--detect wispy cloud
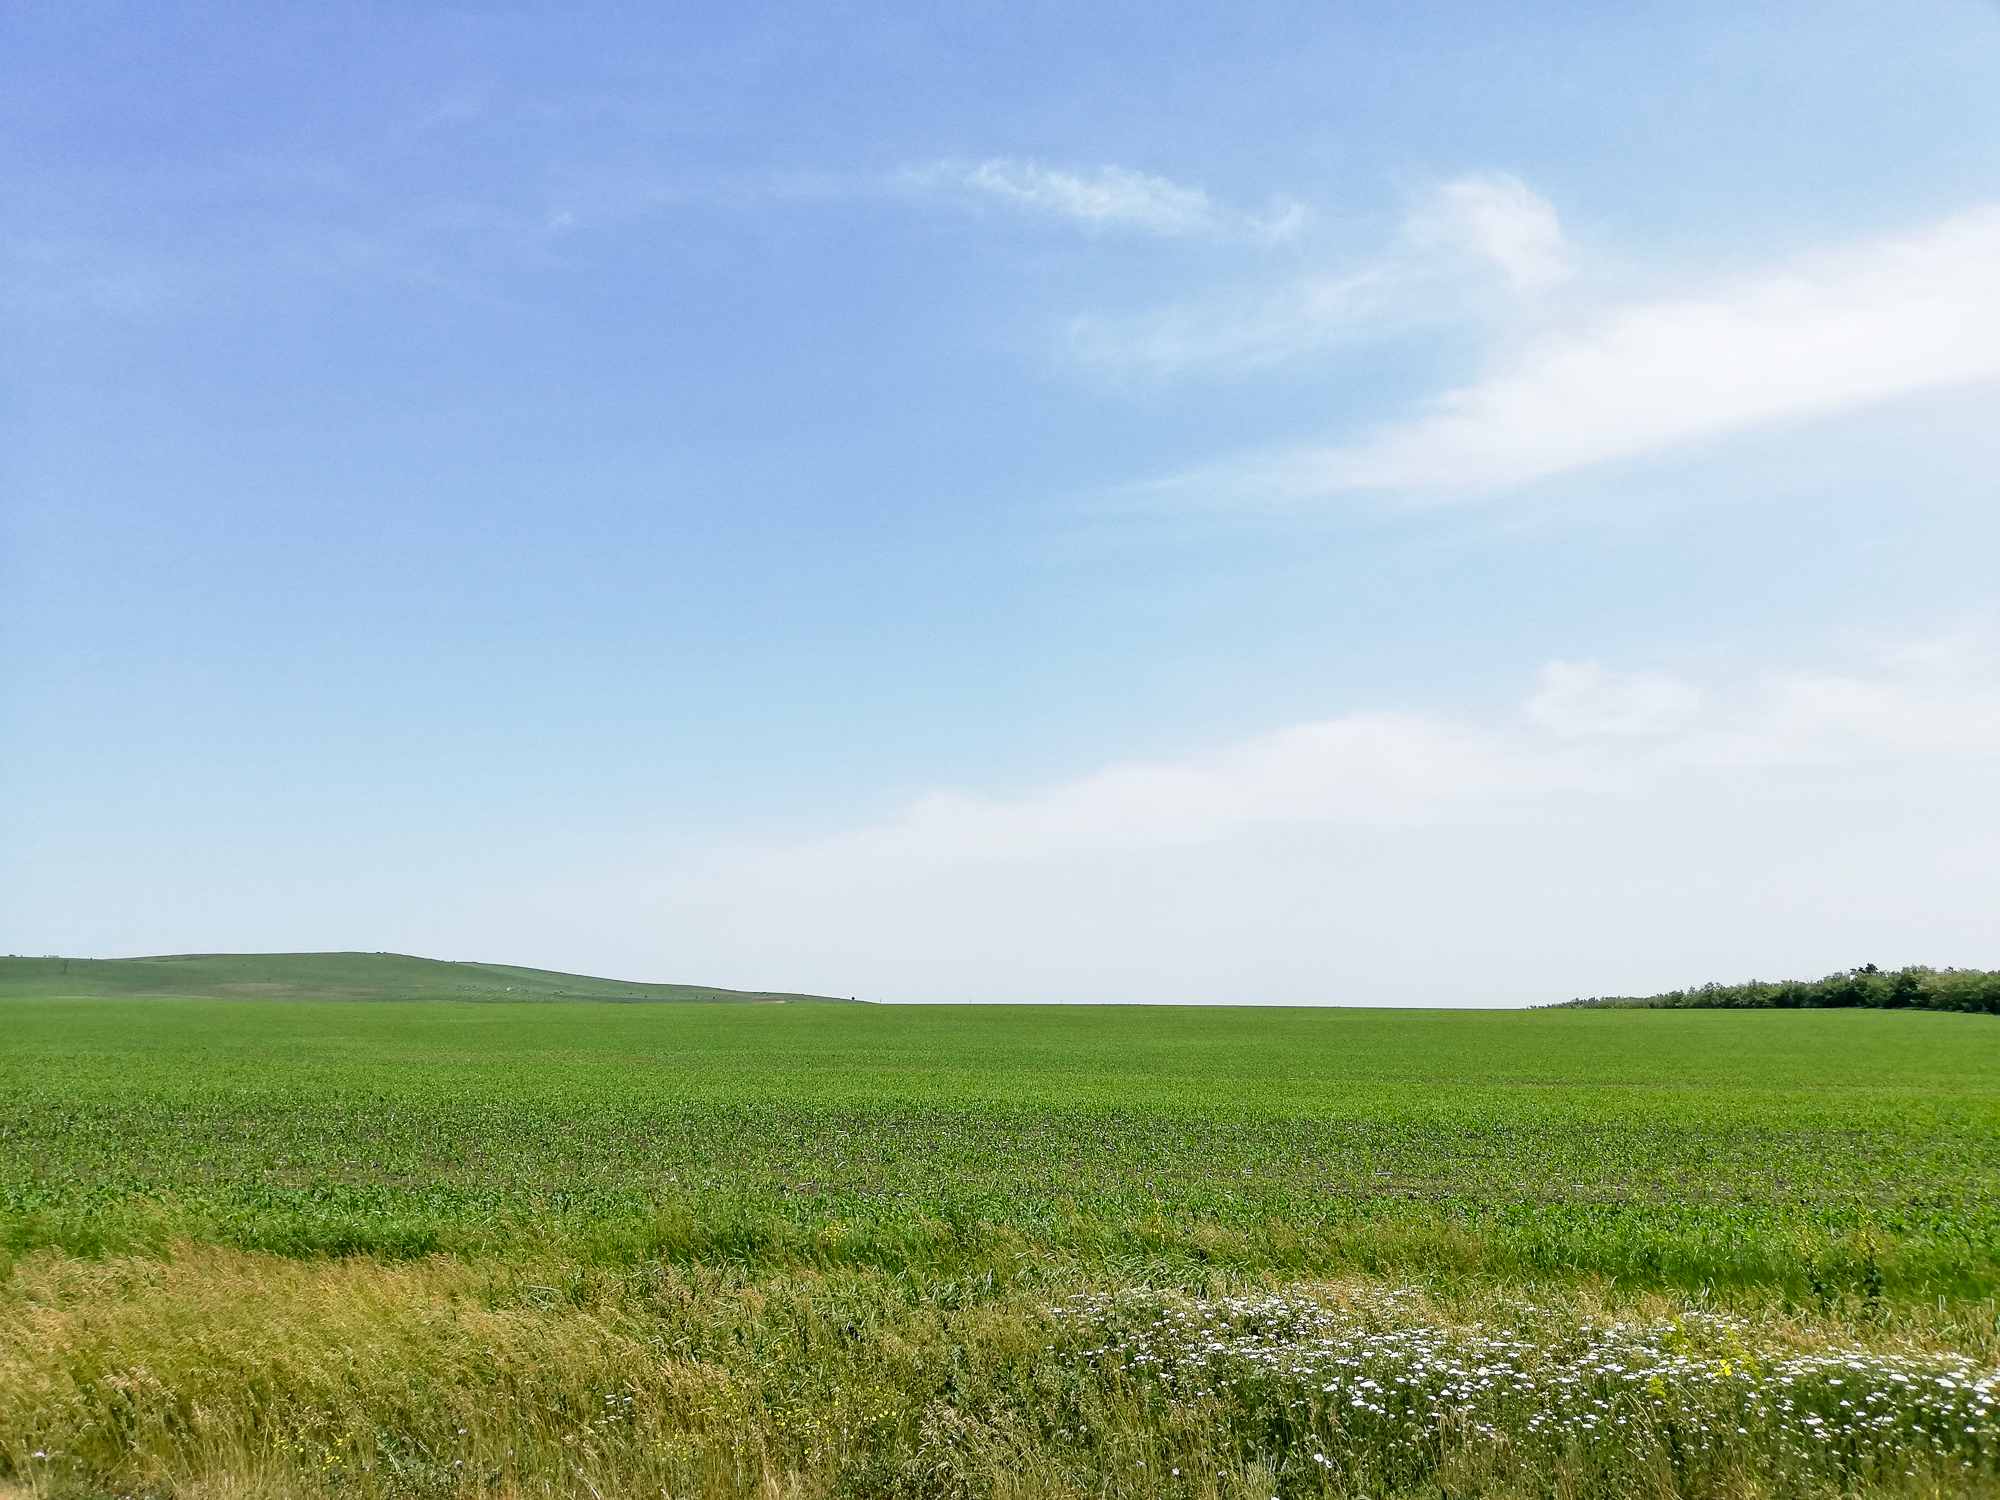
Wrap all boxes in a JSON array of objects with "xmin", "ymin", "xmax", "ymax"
[
  {"xmin": 1176, "ymin": 202, "xmax": 2000, "ymax": 498},
  {"xmin": 958, "ymin": 160, "xmax": 1213, "ymax": 234},
  {"xmin": 771, "ymin": 713, "xmax": 1545, "ymax": 871},
  {"xmin": 761, "ymin": 643, "xmax": 2000, "ymax": 873},
  {"xmin": 1407, "ymin": 174, "xmax": 1571, "ymax": 297},
  {"xmin": 1066, "ymin": 174, "xmax": 1566, "ymax": 376},
  {"xmin": 910, "ymin": 158, "xmax": 1303, "ymax": 239},
  {"xmin": 1065, "ymin": 271, "xmax": 1389, "ymax": 375}
]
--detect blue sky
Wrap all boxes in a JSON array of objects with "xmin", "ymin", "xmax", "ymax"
[{"xmin": 6, "ymin": 0, "xmax": 2000, "ymax": 1003}]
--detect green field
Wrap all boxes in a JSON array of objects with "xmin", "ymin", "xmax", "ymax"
[{"xmin": 4, "ymin": 992, "xmax": 1998, "ymax": 1499}]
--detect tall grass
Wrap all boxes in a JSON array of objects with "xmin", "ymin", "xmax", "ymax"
[{"xmin": 4, "ymin": 1243, "xmax": 1997, "ymax": 1500}]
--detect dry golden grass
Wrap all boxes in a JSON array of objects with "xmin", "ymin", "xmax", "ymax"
[{"xmin": 3, "ymin": 1244, "xmax": 1995, "ymax": 1499}]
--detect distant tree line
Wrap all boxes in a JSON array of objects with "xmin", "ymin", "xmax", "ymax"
[{"xmin": 1557, "ymin": 964, "xmax": 2000, "ymax": 1014}]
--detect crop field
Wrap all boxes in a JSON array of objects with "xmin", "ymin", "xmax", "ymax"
[{"xmin": 4, "ymin": 997, "xmax": 1999, "ymax": 1499}]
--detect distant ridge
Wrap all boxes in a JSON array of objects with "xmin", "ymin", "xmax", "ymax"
[{"xmin": 0, "ymin": 951, "xmax": 860, "ymax": 1004}]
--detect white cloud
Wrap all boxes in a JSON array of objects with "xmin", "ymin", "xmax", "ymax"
[
  {"xmin": 1526, "ymin": 661, "xmax": 1700, "ymax": 739},
  {"xmin": 556, "ymin": 642, "xmax": 2000, "ymax": 1005},
  {"xmin": 1066, "ymin": 271, "xmax": 1387, "ymax": 375},
  {"xmin": 939, "ymin": 160, "xmax": 1217, "ymax": 235},
  {"xmin": 1682, "ymin": 660, "xmax": 2000, "ymax": 768},
  {"xmin": 762, "ymin": 646, "xmax": 2000, "ymax": 874},
  {"xmin": 1294, "ymin": 203, "xmax": 2000, "ymax": 494},
  {"xmin": 913, "ymin": 158, "xmax": 1308, "ymax": 240},
  {"xmin": 1409, "ymin": 174, "xmax": 1571, "ymax": 296},
  {"xmin": 769, "ymin": 712, "xmax": 1553, "ymax": 873},
  {"xmin": 1065, "ymin": 174, "xmax": 1563, "ymax": 376}
]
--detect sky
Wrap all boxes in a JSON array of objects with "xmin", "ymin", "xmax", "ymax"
[{"xmin": 5, "ymin": 0, "xmax": 2000, "ymax": 1005}]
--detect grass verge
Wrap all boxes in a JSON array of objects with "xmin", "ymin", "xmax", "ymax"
[{"xmin": 4, "ymin": 1244, "xmax": 1997, "ymax": 1500}]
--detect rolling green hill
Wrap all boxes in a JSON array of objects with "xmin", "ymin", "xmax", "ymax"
[{"xmin": 0, "ymin": 950, "xmax": 857, "ymax": 1004}]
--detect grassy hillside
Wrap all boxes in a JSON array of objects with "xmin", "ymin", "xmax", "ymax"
[{"xmin": 0, "ymin": 950, "xmax": 856, "ymax": 1004}]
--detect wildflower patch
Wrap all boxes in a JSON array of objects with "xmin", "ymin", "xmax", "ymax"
[{"xmin": 1054, "ymin": 1287, "xmax": 2000, "ymax": 1486}]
